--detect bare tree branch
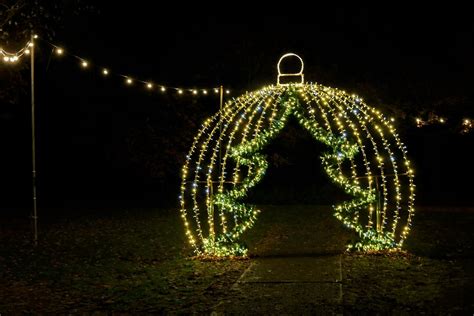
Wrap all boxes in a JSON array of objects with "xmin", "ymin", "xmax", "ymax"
[{"xmin": 0, "ymin": 0, "xmax": 27, "ymax": 29}]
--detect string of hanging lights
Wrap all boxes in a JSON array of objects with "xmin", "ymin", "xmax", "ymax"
[
  {"xmin": 1, "ymin": 35, "xmax": 231, "ymax": 96},
  {"xmin": 2, "ymin": 36, "xmax": 470, "ymax": 133}
]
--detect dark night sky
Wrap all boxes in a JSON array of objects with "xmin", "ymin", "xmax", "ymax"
[
  {"xmin": 60, "ymin": 5, "xmax": 474, "ymax": 92},
  {"xmin": 1, "ymin": 4, "xmax": 473, "ymax": 212}
]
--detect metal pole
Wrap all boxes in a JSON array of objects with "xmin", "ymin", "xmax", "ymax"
[
  {"xmin": 219, "ymin": 85, "xmax": 223, "ymax": 171},
  {"xmin": 30, "ymin": 34, "xmax": 38, "ymax": 245},
  {"xmin": 375, "ymin": 177, "xmax": 381, "ymax": 232}
]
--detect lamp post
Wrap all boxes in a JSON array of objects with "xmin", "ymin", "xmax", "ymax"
[{"xmin": 30, "ymin": 34, "xmax": 38, "ymax": 245}]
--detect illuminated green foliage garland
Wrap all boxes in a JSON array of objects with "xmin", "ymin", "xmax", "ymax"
[{"xmin": 179, "ymin": 56, "xmax": 415, "ymax": 257}]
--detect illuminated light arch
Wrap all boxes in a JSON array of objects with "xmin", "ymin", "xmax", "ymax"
[{"xmin": 179, "ymin": 53, "xmax": 415, "ymax": 257}]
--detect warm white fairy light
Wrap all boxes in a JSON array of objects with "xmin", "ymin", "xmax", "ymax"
[
  {"xmin": 462, "ymin": 118, "xmax": 473, "ymax": 134},
  {"xmin": 81, "ymin": 60, "xmax": 88, "ymax": 68},
  {"xmin": 178, "ymin": 89, "xmax": 183, "ymax": 94},
  {"xmin": 161, "ymin": 86, "xmax": 166, "ymax": 92},
  {"xmin": 102, "ymin": 68, "xmax": 109, "ymax": 75},
  {"xmin": 179, "ymin": 53, "xmax": 416, "ymax": 257},
  {"xmin": 147, "ymin": 82, "xmax": 153, "ymax": 89},
  {"xmin": 415, "ymin": 117, "xmax": 424, "ymax": 127},
  {"xmin": 56, "ymin": 48, "xmax": 64, "ymax": 55},
  {"xmin": 126, "ymin": 78, "xmax": 133, "ymax": 85},
  {"xmin": 1, "ymin": 39, "xmax": 34, "ymax": 63}
]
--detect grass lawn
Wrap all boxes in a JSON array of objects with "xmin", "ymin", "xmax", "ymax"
[
  {"xmin": 1, "ymin": 206, "xmax": 473, "ymax": 313},
  {"xmin": 0, "ymin": 208, "xmax": 250, "ymax": 313}
]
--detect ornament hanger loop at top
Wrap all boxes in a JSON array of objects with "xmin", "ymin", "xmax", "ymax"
[{"xmin": 277, "ymin": 53, "xmax": 304, "ymax": 86}]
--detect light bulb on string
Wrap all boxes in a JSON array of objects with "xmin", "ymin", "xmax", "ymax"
[
  {"xmin": 102, "ymin": 68, "xmax": 109, "ymax": 76},
  {"xmin": 81, "ymin": 60, "xmax": 88, "ymax": 68},
  {"xmin": 56, "ymin": 48, "xmax": 64, "ymax": 55}
]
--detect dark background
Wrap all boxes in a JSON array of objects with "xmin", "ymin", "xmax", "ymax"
[{"xmin": 1, "ymin": 4, "xmax": 473, "ymax": 216}]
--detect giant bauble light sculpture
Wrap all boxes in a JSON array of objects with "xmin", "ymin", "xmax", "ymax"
[{"xmin": 179, "ymin": 53, "xmax": 415, "ymax": 257}]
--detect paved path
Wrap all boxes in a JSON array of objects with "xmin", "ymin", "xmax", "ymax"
[
  {"xmin": 210, "ymin": 206, "xmax": 474, "ymax": 314},
  {"xmin": 213, "ymin": 255, "xmax": 343, "ymax": 314},
  {"xmin": 212, "ymin": 205, "xmax": 346, "ymax": 314}
]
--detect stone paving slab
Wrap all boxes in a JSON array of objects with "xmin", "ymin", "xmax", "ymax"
[
  {"xmin": 235, "ymin": 255, "xmax": 342, "ymax": 283},
  {"xmin": 214, "ymin": 256, "xmax": 343, "ymax": 313},
  {"xmin": 214, "ymin": 283, "xmax": 342, "ymax": 314}
]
